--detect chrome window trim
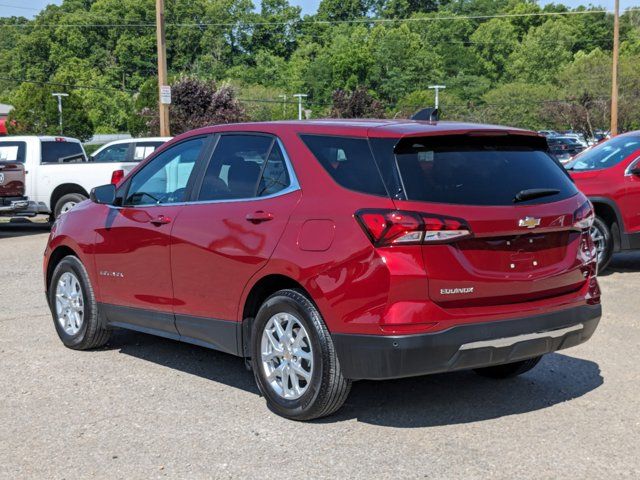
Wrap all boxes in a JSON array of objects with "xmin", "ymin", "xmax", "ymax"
[{"xmin": 109, "ymin": 137, "xmax": 300, "ymax": 209}]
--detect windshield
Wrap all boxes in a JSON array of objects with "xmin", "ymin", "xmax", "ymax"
[{"xmin": 567, "ymin": 136, "xmax": 640, "ymax": 171}]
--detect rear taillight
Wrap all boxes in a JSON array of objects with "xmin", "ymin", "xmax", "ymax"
[
  {"xmin": 355, "ymin": 209, "xmax": 472, "ymax": 247},
  {"xmin": 573, "ymin": 200, "xmax": 594, "ymax": 230},
  {"xmin": 111, "ymin": 169, "xmax": 125, "ymax": 185}
]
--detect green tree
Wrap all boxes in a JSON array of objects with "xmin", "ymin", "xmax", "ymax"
[
  {"xmin": 7, "ymin": 83, "xmax": 93, "ymax": 140},
  {"xmin": 471, "ymin": 19, "xmax": 518, "ymax": 81},
  {"xmin": 481, "ymin": 82, "xmax": 561, "ymax": 130},
  {"xmin": 507, "ymin": 19, "xmax": 578, "ymax": 83}
]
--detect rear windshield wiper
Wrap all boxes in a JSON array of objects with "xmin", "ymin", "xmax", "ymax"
[{"xmin": 513, "ymin": 188, "xmax": 560, "ymax": 203}]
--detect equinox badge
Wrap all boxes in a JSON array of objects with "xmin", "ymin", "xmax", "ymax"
[{"xmin": 518, "ymin": 217, "xmax": 541, "ymax": 229}]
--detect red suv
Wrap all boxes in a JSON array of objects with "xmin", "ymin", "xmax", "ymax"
[
  {"xmin": 44, "ymin": 120, "xmax": 601, "ymax": 420},
  {"xmin": 566, "ymin": 131, "xmax": 640, "ymax": 270}
]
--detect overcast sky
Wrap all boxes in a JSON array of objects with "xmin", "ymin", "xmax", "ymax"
[{"xmin": 1, "ymin": 0, "xmax": 638, "ymax": 18}]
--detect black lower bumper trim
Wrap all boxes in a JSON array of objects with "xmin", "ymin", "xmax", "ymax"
[{"xmin": 332, "ymin": 304, "xmax": 601, "ymax": 380}]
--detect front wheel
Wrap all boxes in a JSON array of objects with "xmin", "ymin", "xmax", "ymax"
[
  {"xmin": 474, "ymin": 356, "xmax": 542, "ymax": 379},
  {"xmin": 251, "ymin": 289, "xmax": 351, "ymax": 421},
  {"xmin": 48, "ymin": 255, "xmax": 110, "ymax": 350}
]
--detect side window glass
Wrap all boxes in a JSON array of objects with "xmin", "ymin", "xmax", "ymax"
[
  {"xmin": 93, "ymin": 144, "xmax": 128, "ymax": 162},
  {"xmin": 124, "ymin": 138, "xmax": 204, "ymax": 206},
  {"xmin": 258, "ymin": 145, "xmax": 290, "ymax": 197},
  {"xmin": 198, "ymin": 135, "xmax": 274, "ymax": 201},
  {"xmin": 133, "ymin": 142, "xmax": 162, "ymax": 161}
]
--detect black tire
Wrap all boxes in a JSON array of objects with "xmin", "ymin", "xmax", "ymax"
[
  {"xmin": 54, "ymin": 193, "xmax": 87, "ymax": 219},
  {"xmin": 591, "ymin": 216, "xmax": 614, "ymax": 272},
  {"xmin": 474, "ymin": 356, "xmax": 543, "ymax": 379},
  {"xmin": 48, "ymin": 255, "xmax": 110, "ymax": 350},
  {"xmin": 251, "ymin": 289, "xmax": 351, "ymax": 421}
]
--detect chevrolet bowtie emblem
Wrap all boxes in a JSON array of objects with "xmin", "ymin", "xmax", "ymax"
[{"xmin": 518, "ymin": 217, "xmax": 541, "ymax": 229}]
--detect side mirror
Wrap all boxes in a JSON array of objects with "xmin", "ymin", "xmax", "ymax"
[{"xmin": 90, "ymin": 184, "xmax": 116, "ymax": 205}]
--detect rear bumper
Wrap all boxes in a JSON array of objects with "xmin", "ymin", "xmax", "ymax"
[{"xmin": 332, "ymin": 304, "xmax": 601, "ymax": 380}]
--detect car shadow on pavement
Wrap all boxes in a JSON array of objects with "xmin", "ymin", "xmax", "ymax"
[
  {"xmin": 105, "ymin": 329, "xmax": 601, "ymax": 427},
  {"xmin": 330, "ymin": 353, "xmax": 602, "ymax": 427},
  {"xmin": 599, "ymin": 252, "xmax": 640, "ymax": 276},
  {"xmin": 0, "ymin": 218, "xmax": 50, "ymax": 239}
]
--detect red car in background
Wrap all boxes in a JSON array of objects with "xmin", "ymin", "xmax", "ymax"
[
  {"xmin": 44, "ymin": 120, "xmax": 601, "ymax": 420},
  {"xmin": 566, "ymin": 131, "xmax": 640, "ymax": 270}
]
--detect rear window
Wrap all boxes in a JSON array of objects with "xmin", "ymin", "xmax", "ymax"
[
  {"xmin": 0, "ymin": 142, "xmax": 26, "ymax": 163},
  {"xmin": 300, "ymin": 135, "xmax": 387, "ymax": 197},
  {"xmin": 41, "ymin": 140, "xmax": 86, "ymax": 163},
  {"xmin": 379, "ymin": 135, "xmax": 578, "ymax": 206}
]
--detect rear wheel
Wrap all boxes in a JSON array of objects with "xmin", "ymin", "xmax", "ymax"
[
  {"xmin": 54, "ymin": 193, "xmax": 87, "ymax": 218},
  {"xmin": 48, "ymin": 255, "xmax": 110, "ymax": 350},
  {"xmin": 474, "ymin": 356, "xmax": 542, "ymax": 379},
  {"xmin": 251, "ymin": 289, "xmax": 351, "ymax": 421},
  {"xmin": 590, "ymin": 216, "xmax": 613, "ymax": 271}
]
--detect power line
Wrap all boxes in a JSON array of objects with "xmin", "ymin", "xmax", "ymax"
[
  {"xmin": 0, "ymin": 3, "xmax": 41, "ymax": 11},
  {"xmin": 2, "ymin": 8, "xmax": 637, "ymax": 29}
]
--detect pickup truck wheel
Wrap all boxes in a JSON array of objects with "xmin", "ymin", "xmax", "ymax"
[
  {"xmin": 48, "ymin": 255, "xmax": 110, "ymax": 350},
  {"xmin": 54, "ymin": 193, "xmax": 87, "ymax": 218},
  {"xmin": 251, "ymin": 289, "xmax": 352, "ymax": 421},
  {"xmin": 590, "ymin": 216, "xmax": 613, "ymax": 271},
  {"xmin": 473, "ymin": 356, "xmax": 542, "ymax": 379}
]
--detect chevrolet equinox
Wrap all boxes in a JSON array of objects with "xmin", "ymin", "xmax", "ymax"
[{"xmin": 44, "ymin": 120, "xmax": 602, "ymax": 420}]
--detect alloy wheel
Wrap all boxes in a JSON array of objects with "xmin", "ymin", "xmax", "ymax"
[
  {"xmin": 589, "ymin": 224, "xmax": 606, "ymax": 265},
  {"xmin": 260, "ymin": 312, "xmax": 313, "ymax": 400},
  {"xmin": 55, "ymin": 272, "xmax": 85, "ymax": 335}
]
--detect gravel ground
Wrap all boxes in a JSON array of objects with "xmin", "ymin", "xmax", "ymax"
[{"xmin": 1, "ymin": 219, "xmax": 639, "ymax": 479}]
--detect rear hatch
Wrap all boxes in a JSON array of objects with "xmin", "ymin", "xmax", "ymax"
[{"xmin": 371, "ymin": 133, "xmax": 591, "ymax": 308}]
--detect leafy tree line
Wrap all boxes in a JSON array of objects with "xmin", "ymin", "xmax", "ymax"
[{"xmin": 1, "ymin": 0, "xmax": 639, "ymax": 139}]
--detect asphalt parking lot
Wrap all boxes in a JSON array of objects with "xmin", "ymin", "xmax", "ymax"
[{"xmin": 1, "ymin": 219, "xmax": 639, "ymax": 479}]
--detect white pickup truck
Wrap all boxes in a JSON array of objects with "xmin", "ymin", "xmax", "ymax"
[{"xmin": 0, "ymin": 136, "xmax": 138, "ymax": 218}]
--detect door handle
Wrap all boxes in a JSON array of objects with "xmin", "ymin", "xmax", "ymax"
[
  {"xmin": 246, "ymin": 211, "xmax": 274, "ymax": 224},
  {"xmin": 150, "ymin": 215, "xmax": 172, "ymax": 226}
]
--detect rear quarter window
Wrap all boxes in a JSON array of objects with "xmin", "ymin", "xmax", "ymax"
[{"xmin": 300, "ymin": 135, "xmax": 387, "ymax": 197}]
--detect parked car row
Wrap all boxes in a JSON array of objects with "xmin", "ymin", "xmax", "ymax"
[{"xmin": 0, "ymin": 136, "xmax": 170, "ymax": 219}]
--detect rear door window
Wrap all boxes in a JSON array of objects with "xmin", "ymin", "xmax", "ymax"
[
  {"xmin": 198, "ymin": 134, "xmax": 291, "ymax": 201},
  {"xmin": 41, "ymin": 140, "xmax": 86, "ymax": 163},
  {"xmin": 379, "ymin": 135, "xmax": 578, "ymax": 206},
  {"xmin": 300, "ymin": 135, "xmax": 387, "ymax": 197},
  {"xmin": 0, "ymin": 142, "xmax": 26, "ymax": 163}
]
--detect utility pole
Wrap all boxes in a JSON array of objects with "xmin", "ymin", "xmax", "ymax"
[
  {"xmin": 428, "ymin": 85, "xmax": 446, "ymax": 110},
  {"xmin": 610, "ymin": 0, "xmax": 620, "ymax": 136},
  {"xmin": 51, "ymin": 93, "xmax": 68, "ymax": 135},
  {"xmin": 155, "ymin": 0, "xmax": 170, "ymax": 136},
  {"xmin": 293, "ymin": 94, "xmax": 308, "ymax": 120},
  {"xmin": 278, "ymin": 94, "xmax": 287, "ymax": 118}
]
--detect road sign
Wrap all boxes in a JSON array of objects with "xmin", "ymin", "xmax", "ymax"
[{"xmin": 160, "ymin": 85, "xmax": 171, "ymax": 105}]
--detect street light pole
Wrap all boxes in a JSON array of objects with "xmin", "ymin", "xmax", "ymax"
[
  {"xmin": 610, "ymin": 0, "xmax": 620, "ymax": 136},
  {"xmin": 428, "ymin": 85, "xmax": 446, "ymax": 110},
  {"xmin": 293, "ymin": 94, "xmax": 308, "ymax": 120},
  {"xmin": 51, "ymin": 93, "xmax": 69, "ymax": 135}
]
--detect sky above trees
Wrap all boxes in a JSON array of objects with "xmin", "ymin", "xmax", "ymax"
[{"xmin": 2, "ymin": 0, "xmax": 640, "ymax": 18}]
